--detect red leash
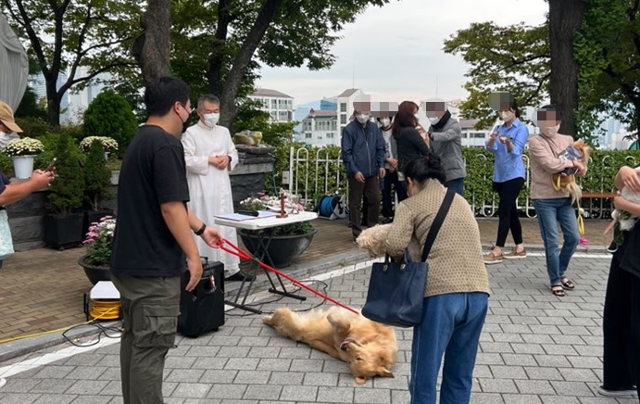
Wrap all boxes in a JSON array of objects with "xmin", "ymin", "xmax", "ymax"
[{"xmin": 215, "ymin": 238, "xmax": 359, "ymax": 315}]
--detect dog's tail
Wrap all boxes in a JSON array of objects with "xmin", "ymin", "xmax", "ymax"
[{"xmin": 567, "ymin": 182, "xmax": 582, "ymax": 204}]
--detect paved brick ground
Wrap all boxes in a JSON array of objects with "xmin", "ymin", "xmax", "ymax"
[
  {"xmin": 0, "ymin": 253, "xmax": 637, "ymax": 403},
  {"xmin": 0, "ymin": 218, "xmax": 611, "ymax": 343}
]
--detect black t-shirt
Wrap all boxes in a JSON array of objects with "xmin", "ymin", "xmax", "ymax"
[
  {"xmin": 110, "ymin": 125, "xmax": 190, "ymax": 277},
  {"xmin": 618, "ymin": 165, "xmax": 640, "ymax": 279}
]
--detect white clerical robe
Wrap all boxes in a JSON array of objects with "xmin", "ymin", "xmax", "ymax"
[{"xmin": 182, "ymin": 121, "xmax": 240, "ymax": 277}]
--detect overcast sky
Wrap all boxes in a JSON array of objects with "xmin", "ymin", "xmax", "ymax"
[{"xmin": 257, "ymin": 0, "xmax": 548, "ymax": 106}]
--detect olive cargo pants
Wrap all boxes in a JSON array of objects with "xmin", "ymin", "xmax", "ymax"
[{"xmin": 111, "ymin": 274, "xmax": 181, "ymax": 404}]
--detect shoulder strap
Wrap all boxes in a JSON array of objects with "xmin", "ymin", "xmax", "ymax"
[
  {"xmin": 421, "ymin": 189, "xmax": 456, "ymax": 262},
  {"xmin": 539, "ymin": 135, "xmax": 559, "ymax": 158}
]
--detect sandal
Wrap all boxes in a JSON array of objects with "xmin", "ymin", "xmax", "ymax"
[
  {"xmin": 551, "ymin": 285, "xmax": 565, "ymax": 297},
  {"xmin": 560, "ymin": 277, "xmax": 575, "ymax": 290}
]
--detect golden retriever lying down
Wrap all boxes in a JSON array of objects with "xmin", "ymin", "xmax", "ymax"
[{"xmin": 263, "ymin": 306, "xmax": 397, "ymax": 384}]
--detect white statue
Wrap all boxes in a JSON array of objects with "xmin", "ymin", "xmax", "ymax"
[{"xmin": 0, "ymin": 13, "xmax": 28, "ymax": 110}]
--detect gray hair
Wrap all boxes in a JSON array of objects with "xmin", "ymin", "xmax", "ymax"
[{"xmin": 197, "ymin": 94, "xmax": 220, "ymax": 110}]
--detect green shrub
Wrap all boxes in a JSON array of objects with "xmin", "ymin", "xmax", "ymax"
[
  {"xmin": 33, "ymin": 134, "xmax": 86, "ymax": 173},
  {"xmin": 83, "ymin": 89, "xmax": 137, "ymax": 158},
  {"xmin": 276, "ymin": 143, "xmax": 640, "ymax": 216},
  {"xmin": 274, "ymin": 142, "xmax": 344, "ymax": 203},
  {"xmin": 58, "ymin": 124, "xmax": 84, "ymax": 142},
  {"xmin": 83, "ymin": 141, "xmax": 112, "ymax": 211},
  {"xmin": 0, "ymin": 153, "xmax": 13, "ymax": 178},
  {"xmin": 46, "ymin": 134, "xmax": 85, "ymax": 216},
  {"xmin": 14, "ymin": 117, "xmax": 53, "ymax": 138}
]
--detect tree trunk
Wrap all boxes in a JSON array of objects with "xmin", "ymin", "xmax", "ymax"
[
  {"xmin": 218, "ymin": 0, "xmax": 285, "ymax": 128},
  {"xmin": 206, "ymin": 0, "xmax": 233, "ymax": 98},
  {"xmin": 45, "ymin": 77, "xmax": 61, "ymax": 127},
  {"xmin": 548, "ymin": 0, "xmax": 586, "ymax": 139},
  {"xmin": 133, "ymin": 0, "xmax": 172, "ymax": 85}
]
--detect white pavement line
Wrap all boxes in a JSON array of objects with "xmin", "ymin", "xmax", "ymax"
[
  {"xmin": 2, "ymin": 260, "xmax": 380, "ymax": 379},
  {"xmin": 524, "ymin": 252, "xmax": 612, "ymax": 259},
  {"xmin": 0, "ymin": 334, "xmax": 120, "ymax": 380},
  {"xmin": 5, "ymin": 252, "xmax": 610, "ymax": 381},
  {"xmin": 223, "ymin": 257, "xmax": 382, "ymax": 310}
]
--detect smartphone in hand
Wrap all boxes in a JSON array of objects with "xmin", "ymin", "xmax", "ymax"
[{"xmin": 45, "ymin": 157, "xmax": 57, "ymax": 172}]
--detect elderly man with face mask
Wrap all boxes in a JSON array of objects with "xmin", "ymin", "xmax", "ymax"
[
  {"xmin": 182, "ymin": 94, "xmax": 250, "ymax": 282},
  {"xmin": 528, "ymin": 104, "xmax": 586, "ymax": 298},
  {"xmin": 341, "ymin": 100, "xmax": 386, "ymax": 241}
]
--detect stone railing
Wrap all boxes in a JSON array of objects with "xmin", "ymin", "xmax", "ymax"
[{"xmin": 8, "ymin": 145, "xmax": 275, "ymax": 251}]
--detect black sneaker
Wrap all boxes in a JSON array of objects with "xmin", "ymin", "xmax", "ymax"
[
  {"xmin": 381, "ymin": 217, "xmax": 393, "ymax": 224},
  {"xmin": 226, "ymin": 272, "xmax": 256, "ymax": 282},
  {"xmin": 606, "ymin": 241, "xmax": 618, "ymax": 254}
]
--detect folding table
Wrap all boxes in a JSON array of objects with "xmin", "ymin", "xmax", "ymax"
[{"xmin": 214, "ymin": 211, "xmax": 318, "ymax": 314}]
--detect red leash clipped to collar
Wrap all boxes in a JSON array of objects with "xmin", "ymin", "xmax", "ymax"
[{"xmin": 214, "ymin": 238, "xmax": 359, "ymax": 315}]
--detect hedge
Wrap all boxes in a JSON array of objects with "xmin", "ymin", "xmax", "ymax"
[{"xmin": 275, "ymin": 144, "xmax": 640, "ymax": 217}]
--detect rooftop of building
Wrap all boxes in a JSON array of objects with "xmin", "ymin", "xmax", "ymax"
[
  {"xmin": 303, "ymin": 109, "xmax": 337, "ymax": 120},
  {"xmin": 336, "ymin": 88, "xmax": 360, "ymax": 98},
  {"xmin": 249, "ymin": 88, "xmax": 294, "ymax": 99}
]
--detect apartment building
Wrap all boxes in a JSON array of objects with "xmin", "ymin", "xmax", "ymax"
[{"xmin": 248, "ymin": 88, "xmax": 295, "ymax": 123}]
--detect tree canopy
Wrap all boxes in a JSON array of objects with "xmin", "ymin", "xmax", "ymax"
[
  {"xmin": 1, "ymin": 0, "xmax": 140, "ymax": 126},
  {"xmin": 443, "ymin": 22, "xmax": 549, "ymax": 130},
  {"xmin": 445, "ymin": 0, "xmax": 640, "ymax": 142}
]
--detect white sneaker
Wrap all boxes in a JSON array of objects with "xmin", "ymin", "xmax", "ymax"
[{"xmin": 597, "ymin": 386, "xmax": 637, "ymax": 397}]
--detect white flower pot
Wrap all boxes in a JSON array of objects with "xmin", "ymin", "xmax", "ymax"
[{"xmin": 12, "ymin": 155, "xmax": 35, "ymax": 180}]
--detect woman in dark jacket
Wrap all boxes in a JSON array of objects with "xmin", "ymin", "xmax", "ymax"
[{"xmin": 392, "ymin": 101, "xmax": 430, "ymax": 201}]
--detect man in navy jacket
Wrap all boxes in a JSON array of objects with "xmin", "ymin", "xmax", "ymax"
[{"xmin": 341, "ymin": 101, "xmax": 386, "ymax": 240}]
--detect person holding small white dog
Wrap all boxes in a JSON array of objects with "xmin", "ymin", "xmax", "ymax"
[
  {"xmin": 599, "ymin": 164, "xmax": 640, "ymax": 398},
  {"xmin": 358, "ymin": 153, "xmax": 489, "ymax": 404}
]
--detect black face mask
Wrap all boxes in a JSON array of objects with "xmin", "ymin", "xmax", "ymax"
[
  {"xmin": 181, "ymin": 116, "xmax": 190, "ymax": 134},
  {"xmin": 178, "ymin": 105, "xmax": 192, "ymax": 134}
]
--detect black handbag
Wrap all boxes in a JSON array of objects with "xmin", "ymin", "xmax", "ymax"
[{"xmin": 361, "ymin": 189, "xmax": 455, "ymax": 327}]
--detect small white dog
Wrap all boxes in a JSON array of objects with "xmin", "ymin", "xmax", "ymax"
[
  {"xmin": 604, "ymin": 172, "xmax": 640, "ymax": 245},
  {"xmin": 356, "ymin": 224, "xmax": 392, "ymax": 257}
]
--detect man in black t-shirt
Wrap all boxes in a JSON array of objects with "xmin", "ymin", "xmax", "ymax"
[{"xmin": 110, "ymin": 77, "xmax": 220, "ymax": 404}]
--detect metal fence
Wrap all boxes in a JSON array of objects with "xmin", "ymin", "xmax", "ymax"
[{"xmin": 287, "ymin": 146, "xmax": 637, "ymax": 219}]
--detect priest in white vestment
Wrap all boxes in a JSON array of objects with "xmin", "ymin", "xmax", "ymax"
[{"xmin": 182, "ymin": 94, "xmax": 252, "ymax": 281}]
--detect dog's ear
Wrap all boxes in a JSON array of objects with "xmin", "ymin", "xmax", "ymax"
[{"xmin": 377, "ymin": 367, "xmax": 394, "ymax": 378}]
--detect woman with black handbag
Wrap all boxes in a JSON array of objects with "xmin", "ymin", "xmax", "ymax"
[{"xmin": 363, "ymin": 154, "xmax": 490, "ymax": 404}]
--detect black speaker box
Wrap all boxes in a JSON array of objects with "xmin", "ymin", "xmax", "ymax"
[{"xmin": 178, "ymin": 258, "xmax": 225, "ymax": 338}]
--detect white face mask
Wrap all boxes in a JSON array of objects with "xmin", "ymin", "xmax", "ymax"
[
  {"xmin": 539, "ymin": 122, "xmax": 560, "ymax": 137},
  {"xmin": 500, "ymin": 110, "xmax": 515, "ymax": 122},
  {"xmin": 356, "ymin": 114, "xmax": 370, "ymax": 124},
  {"xmin": 414, "ymin": 113, "xmax": 420, "ymax": 120},
  {"xmin": 381, "ymin": 118, "xmax": 390, "ymax": 127},
  {"xmin": 203, "ymin": 113, "xmax": 220, "ymax": 127},
  {"xmin": 428, "ymin": 117, "xmax": 440, "ymax": 125}
]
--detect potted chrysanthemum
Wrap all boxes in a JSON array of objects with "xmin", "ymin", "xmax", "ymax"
[
  {"xmin": 78, "ymin": 215, "xmax": 115, "ymax": 284},
  {"xmin": 79, "ymin": 136, "xmax": 118, "ymax": 160},
  {"xmin": 3, "ymin": 137, "xmax": 45, "ymax": 179}
]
